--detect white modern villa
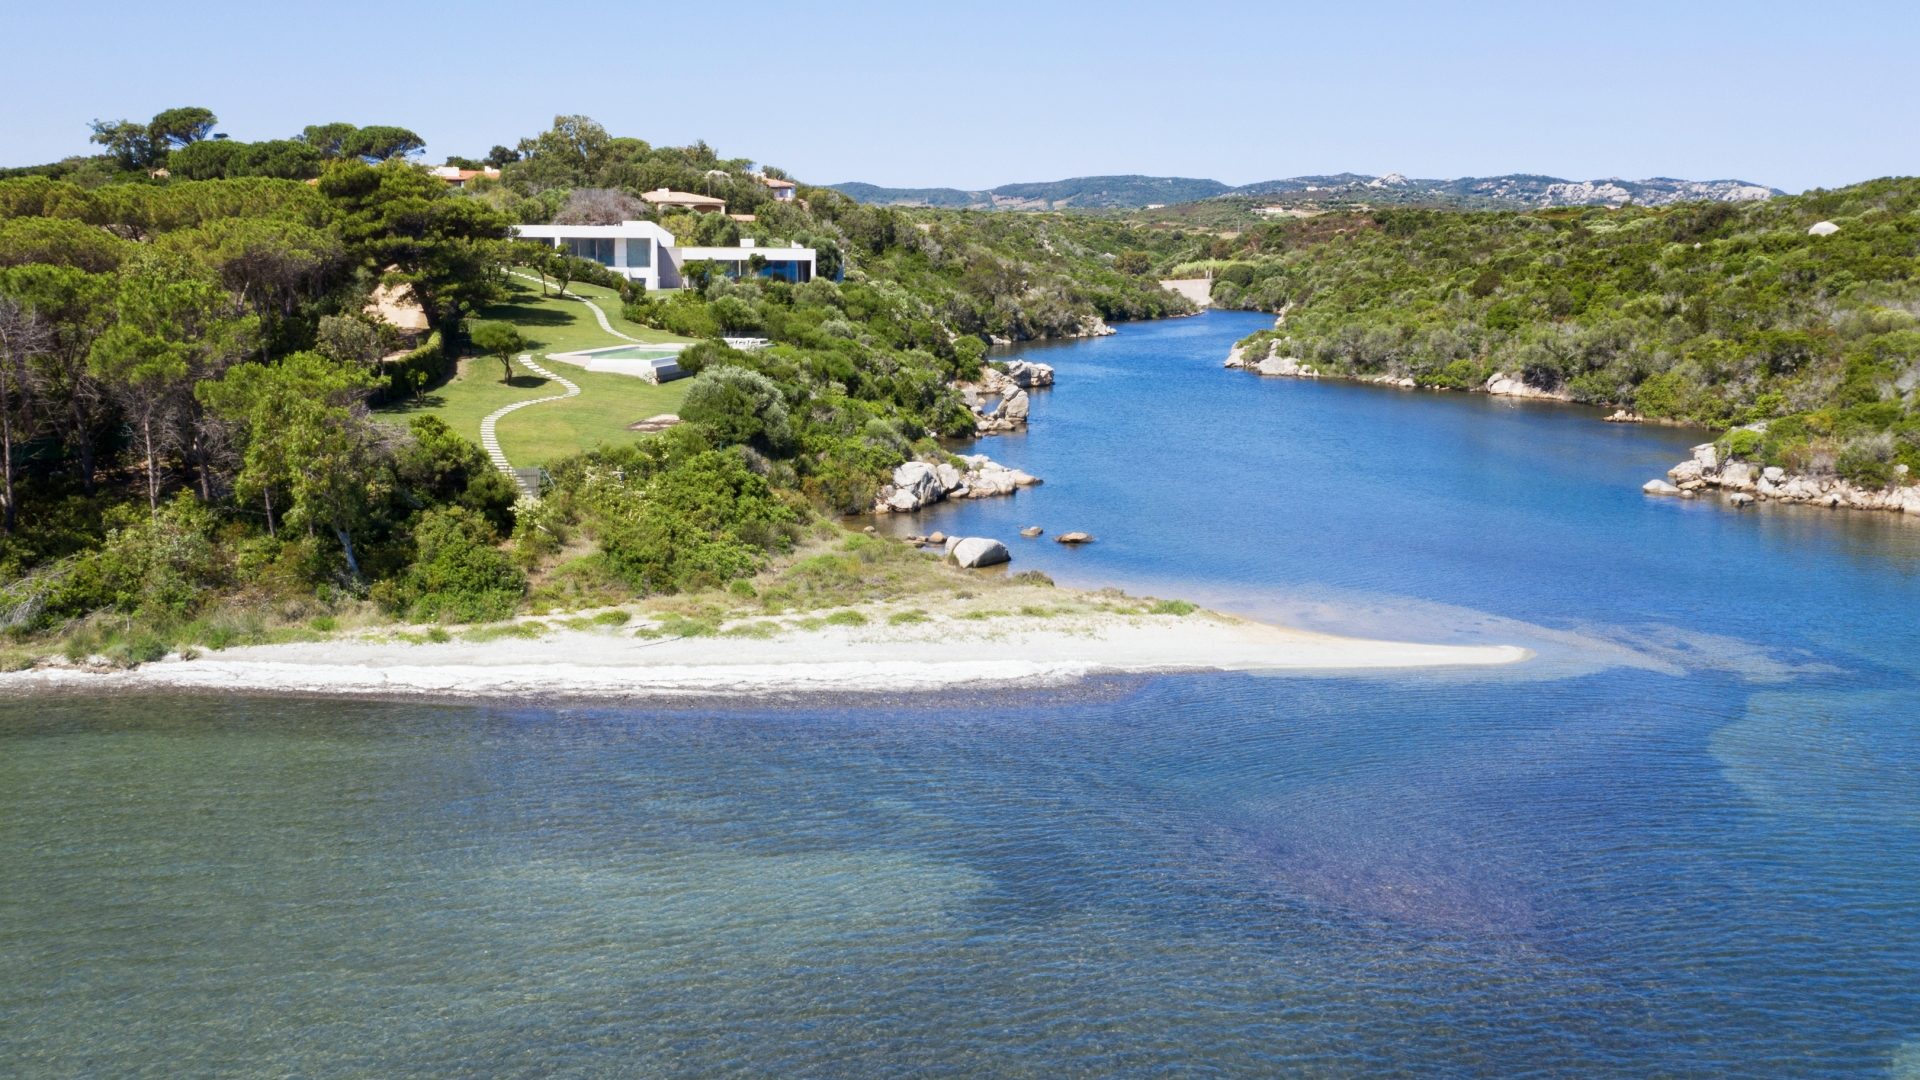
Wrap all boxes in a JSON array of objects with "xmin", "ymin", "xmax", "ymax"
[{"xmin": 510, "ymin": 220, "xmax": 818, "ymax": 291}]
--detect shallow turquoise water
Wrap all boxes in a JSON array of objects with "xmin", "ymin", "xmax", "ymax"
[{"xmin": 5, "ymin": 312, "xmax": 1919, "ymax": 1076}]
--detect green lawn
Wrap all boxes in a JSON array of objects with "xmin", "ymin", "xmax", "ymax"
[
  {"xmin": 491, "ymin": 277, "xmax": 690, "ymax": 353},
  {"xmin": 376, "ymin": 280, "xmax": 694, "ymax": 466}
]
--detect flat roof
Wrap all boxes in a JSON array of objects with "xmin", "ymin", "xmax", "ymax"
[
  {"xmin": 676, "ymin": 244, "xmax": 816, "ymax": 260},
  {"xmin": 512, "ymin": 220, "xmax": 676, "ymax": 242}
]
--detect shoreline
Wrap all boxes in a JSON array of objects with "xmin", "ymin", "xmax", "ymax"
[{"xmin": 0, "ymin": 604, "xmax": 1530, "ymax": 702}]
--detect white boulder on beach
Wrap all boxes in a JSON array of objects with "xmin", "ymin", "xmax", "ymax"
[{"xmin": 946, "ymin": 537, "xmax": 1011, "ymax": 568}]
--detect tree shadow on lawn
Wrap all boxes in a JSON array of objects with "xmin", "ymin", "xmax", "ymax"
[
  {"xmin": 504, "ymin": 374, "xmax": 552, "ymax": 390},
  {"xmin": 482, "ymin": 300, "xmax": 572, "ymax": 328},
  {"xmin": 377, "ymin": 392, "xmax": 448, "ymax": 415}
]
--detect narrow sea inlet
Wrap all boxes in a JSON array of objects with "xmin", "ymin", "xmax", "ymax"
[{"xmin": 6, "ymin": 312, "xmax": 1919, "ymax": 1076}]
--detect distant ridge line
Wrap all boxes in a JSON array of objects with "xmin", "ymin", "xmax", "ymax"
[{"xmin": 828, "ymin": 172, "xmax": 1784, "ymax": 211}]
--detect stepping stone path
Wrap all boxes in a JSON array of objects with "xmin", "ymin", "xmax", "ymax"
[{"xmin": 480, "ymin": 353, "xmax": 579, "ymax": 499}]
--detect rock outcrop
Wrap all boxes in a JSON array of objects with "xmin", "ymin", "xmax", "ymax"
[
  {"xmin": 1484, "ymin": 372, "xmax": 1573, "ymax": 401},
  {"xmin": 1054, "ymin": 531, "xmax": 1095, "ymax": 545},
  {"xmin": 872, "ymin": 455, "xmax": 1042, "ymax": 514},
  {"xmin": 1225, "ymin": 341, "xmax": 1320, "ymax": 379},
  {"xmin": 1651, "ymin": 442, "xmax": 1920, "ymax": 515},
  {"xmin": 626, "ymin": 413, "xmax": 682, "ymax": 433},
  {"xmin": 879, "ymin": 461, "xmax": 947, "ymax": 513},
  {"xmin": 959, "ymin": 361, "xmax": 1054, "ymax": 434},
  {"xmin": 999, "ymin": 360, "xmax": 1054, "ymax": 389}
]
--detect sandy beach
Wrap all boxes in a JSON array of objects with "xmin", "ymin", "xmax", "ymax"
[{"xmin": 0, "ymin": 608, "xmax": 1528, "ymax": 700}]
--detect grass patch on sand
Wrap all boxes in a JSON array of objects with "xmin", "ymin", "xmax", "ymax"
[
  {"xmin": 0, "ymin": 519, "xmax": 1219, "ymax": 675},
  {"xmin": 556, "ymin": 609, "xmax": 633, "ymax": 631},
  {"xmin": 462, "ymin": 621, "xmax": 547, "ymax": 643},
  {"xmin": 636, "ymin": 612, "xmax": 722, "ymax": 639}
]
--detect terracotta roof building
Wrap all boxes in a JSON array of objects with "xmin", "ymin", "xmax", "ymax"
[
  {"xmin": 428, "ymin": 165, "xmax": 501, "ymax": 188},
  {"xmin": 640, "ymin": 188, "xmax": 727, "ymax": 214}
]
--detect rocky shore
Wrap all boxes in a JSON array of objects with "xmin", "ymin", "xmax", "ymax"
[
  {"xmin": 1645, "ymin": 442, "xmax": 1920, "ymax": 515},
  {"xmin": 988, "ymin": 319, "xmax": 1113, "ymax": 346},
  {"xmin": 872, "ymin": 456, "xmax": 1042, "ymax": 514},
  {"xmin": 1225, "ymin": 341, "xmax": 1919, "ymax": 517},
  {"xmin": 959, "ymin": 360, "xmax": 1054, "ymax": 434},
  {"xmin": 1224, "ymin": 341, "xmax": 1572, "ymax": 401}
]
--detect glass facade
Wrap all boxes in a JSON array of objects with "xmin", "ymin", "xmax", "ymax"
[{"xmin": 623, "ymin": 239, "xmax": 650, "ymax": 268}]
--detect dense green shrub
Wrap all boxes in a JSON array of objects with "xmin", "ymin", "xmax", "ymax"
[
  {"xmin": 1723, "ymin": 428, "xmax": 1764, "ymax": 458},
  {"xmin": 393, "ymin": 415, "xmax": 520, "ymax": 535},
  {"xmin": 679, "ymin": 365, "xmax": 794, "ymax": 453},
  {"xmin": 396, "ymin": 507, "xmax": 525, "ymax": 623},
  {"xmin": 1836, "ymin": 435, "xmax": 1897, "ymax": 488},
  {"xmin": 44, "ymin": 496, "xmax": 227, "ymax": 625},
  {"xmin": 369, "ymin": 332, "xmax": 447, "ymax": 405},
  {"xmin": 595, "ymin": 449, "xmax": 797, "ymax": 594}
]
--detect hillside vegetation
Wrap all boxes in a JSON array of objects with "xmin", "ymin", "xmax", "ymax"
[
  {"xmin": 0, "ymin": 109, "xmax": 1187, "ymax": 662},
  {"xmin": 1214, "ymin": 179, "xmax": 1920, "ymax": 484}
]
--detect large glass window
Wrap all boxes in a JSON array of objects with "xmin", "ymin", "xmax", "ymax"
[
  {"xmin": 623, "ymin": 239, "xmax": 651, "ymax": 268},
  {"xmin": 564, "ymin": 237, "xmax": 615, "ymax": 265}
]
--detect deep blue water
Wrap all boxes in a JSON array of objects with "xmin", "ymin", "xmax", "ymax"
[{"xmin": 5, "ymin": 311, "xmax": 1919, "ymax": 1077}]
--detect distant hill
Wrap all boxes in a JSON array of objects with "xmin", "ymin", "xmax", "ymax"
[
  {"xmin": 830, "ymin": 175, "xmax": 1231, "ymax": 211},
  {"xmin": 831, "ymin": 172, "xmax": 1783, "ymax": 211}
]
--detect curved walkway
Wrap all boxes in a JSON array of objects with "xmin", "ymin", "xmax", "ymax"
[
  {"xmin": 506, "ymin": 270, "xmax": 644, "ymax": 344},
  {"xmin": 480, "ymin": 353, "xmax": 579, "ymax": 497}
]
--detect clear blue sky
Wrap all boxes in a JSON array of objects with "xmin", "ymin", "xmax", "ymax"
[{"xmin": 3, "ymin": 0, "xmax": 1914, "ymax": 192}]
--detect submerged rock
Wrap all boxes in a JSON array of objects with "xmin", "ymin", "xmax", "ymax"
[
  {"xmin": 1020, "ymin": 526, "xmax": 1044, "ymax": 538},
  {"xmin": 1055, "ymin": 531, "xmax": 1095, "ymax": 545}
]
